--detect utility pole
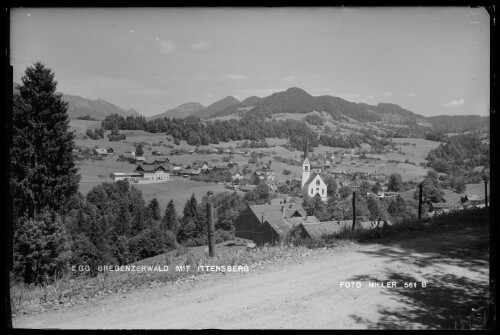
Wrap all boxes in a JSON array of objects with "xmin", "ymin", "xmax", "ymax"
[
  {"xmin": 485, "ymin": 179, "xmax": 488, "ymax": 208},
  {"xmin": 206, "ymin": 191, "xmax": 215, "ymax": 257},
  {"xmin": 352, "ymin": 191, "xmax": 356, "ymax": 231},
  {"xmin": 418, "ymin": 183, "xmax": 423, "ymax": 219}
]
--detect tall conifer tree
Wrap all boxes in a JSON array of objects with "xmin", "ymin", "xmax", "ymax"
[{"xmin": 12, "ymin": 62, "xmax": 80, "ymax": 218}]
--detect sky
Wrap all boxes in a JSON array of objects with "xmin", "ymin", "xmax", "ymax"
[{"xmin": 10, "ymin": 7, "xmax": 490, "ymax": 118}]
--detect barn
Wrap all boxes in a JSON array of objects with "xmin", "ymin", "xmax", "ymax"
[{"xmin": 234, "ymin": 203, "xmax": 314, "ymax": 245}]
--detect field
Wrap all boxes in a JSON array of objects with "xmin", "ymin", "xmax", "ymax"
[
  {"xmin": 69, "ymin": 119, "xmax": 102, "ymax": 135},
  {"xmin": 391, "ymin": 138, "xmax": 443, "ymax": 163}
]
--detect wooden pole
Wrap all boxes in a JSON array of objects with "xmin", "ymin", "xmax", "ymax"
[
  {"xmin": 485, "ymin": 180, "xmax": 488, "ymax": 208},
  {"xmin": 206, "ymin": 191, "xmax": 215, "ymax": 257},
  {"xmin": 351, "ymin": 191, "xmax": 356, "ymax": 231},
  {"xmin": 418, "ymin": 183, "xmax": 423, "ymax": 219}
]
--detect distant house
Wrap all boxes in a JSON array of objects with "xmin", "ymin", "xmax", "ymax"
[
  {"xmin": 462, "ymin": 195, "xmax": 487, "ymax": 208},
  {"xmin": 239, "ymin": 185, "xmax": 256, "ymax": 192},
  {"xmin": 429, "ymin": 202, "xmax": 451, "ymax": 215},
  {"xmin": 253, "ymin": 170, "xmax": 275, "ymax": 182},
  {"xmin": 123, "ymin": 151, "xmax": 136, "ymax": 159},
  {"xmin": 182, "ymin": 168, "xmax": 201, "ymax": 176},
  {"xmin": 380, "ymin": 191, "xmax": 400, "ymax": 199},
  {"xmin": 193, "ymin": 160, "xmax": 209, "ymax": 170},
  {"xmin": 232, "ymin": 172, "xmax": 243, "ymax": 181},
  {"xmin": 109, "ymin": 172, "xmax": 142, "ymax": 181},
  {"xmin": 93, "ymin": 148, "xmax": 108, "ymax": 158},
  {"xmin": 135, "ymin": 164, "xmax": 170, "ymax": 181},
  {"xmin": 171, "ymin": 166, "xmax": 183, "ymax": 175},
  {"xmin": 135, "ymin": 156, "xmax": 146, "ymax": 163}
]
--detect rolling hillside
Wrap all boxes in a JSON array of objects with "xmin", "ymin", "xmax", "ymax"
[
  {"xmin": 147, "ymin": 102, "xmax": 205, "ymax": 120},
  {"xmin": 192, "ymin": 96, "xmax": 240, "ymax": 119},
  {"xmin": 61, "ymin": 95, "xmax": 142, "ymax": 120}
]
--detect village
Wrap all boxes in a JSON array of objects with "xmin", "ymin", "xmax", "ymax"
[{"xmin": 72, "ymin": 137, "xmax": 489, "ymax": 247}]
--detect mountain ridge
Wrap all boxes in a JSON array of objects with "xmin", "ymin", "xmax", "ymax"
[{"xmin": 147, "ymin": 102, "xmax": 205, "ymax": 120}]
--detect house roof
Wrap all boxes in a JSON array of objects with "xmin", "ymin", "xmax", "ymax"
[
  {"xmin": 110, "ymin": 172, "xmax": 142, "ymax": 177},
  {"xmin": 441, "ymin": 189, "xmax": 463, "ymax": 205},
  {"xmin": 183, "ymin": 169, "xmax": 201, "ymax": 175},
  {"xmin": 249, "ymin": 204, "xmax": 307, "ymax": 232},
  {"xmin": 136, "ymin": 164, "xmax": 169, "ymax": 173},
  {"xmin": 285, "ymin": 216, "xmax": 319, "ymax": 226}
]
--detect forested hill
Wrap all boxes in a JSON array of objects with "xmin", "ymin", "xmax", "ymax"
[
  {"xmin": 426, "ymin": 115, "xmax": 490, "ymax": 132},
  {"xmin": 208, "ymin": 87, "xmax": 428, "ymax": 125}
]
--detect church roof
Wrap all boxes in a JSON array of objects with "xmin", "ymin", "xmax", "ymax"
[{"xmin": 302, "ymin": 172, "xmax": 323, "ymax": 190}]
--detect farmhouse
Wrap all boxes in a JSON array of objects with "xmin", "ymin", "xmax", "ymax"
[
  {"xmin": 109, "ymin": 172, "xmax": 142, "ymax": 181},
  {"xmin": 193, "ymin": 160, "xmax": 209, "ymax": 170},
  {"xmin": 171, "ymin": 166, "xmax": 183, "ymax": 175},
  {"xmin": 135, "ymin": 164, "xmax": 170, "ymax": 181},
  {"xmin": 254, "ymin": 170, "xmax": 275, "ymax": 182},
  {"xmin": 234, "ymin": 203, "xmax": 316, "ymax": 245},
  {"xmin": 232, "ymin": 172, "xmax": 243, "ymax": 181},
  {"xmin": 429, "ymin": 202, "xmax": 451, "ymax": 215},
  {"xmin": 123, "ymin": 151, "xmax": 136, "ymax": 159},
  {"xmin": 182, "ymin": 168, "xmax": 201, "ymax": 176},
  {"xmin": 93, "ymin": 148, "xmax": 108, "ymax": 158}
]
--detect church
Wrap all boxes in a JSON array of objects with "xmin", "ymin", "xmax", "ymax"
[{"xmin": 301, "ymin": 143, "xmax": 328, "ymax": 202}]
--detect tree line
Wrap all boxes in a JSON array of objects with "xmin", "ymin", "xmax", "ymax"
[{"xmin": 100, "ymin": 112, "xmax": 391, "ymax": 150}]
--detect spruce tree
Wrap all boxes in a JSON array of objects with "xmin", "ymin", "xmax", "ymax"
[
  {"xmin": 12, "ymin": 62, "xmax": 80, "ymax": 218},
  {"xmin": 177, "ymin": 194, "xmax": 199, "ymax": 243},
  {"xmin": 162, "ymin": 200, "xmax": 179, "ymax": 234},
  {"xmin": 148, "ymin": 198, "xmax": 161, "ymax": 221}
]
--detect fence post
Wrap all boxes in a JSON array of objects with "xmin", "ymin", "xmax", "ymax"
[
  {"xmin": 418, "ymin": 183, "xmax": 423, "ymax": 219},
  {"xmin": 485, "ymin": 179, "xmax": 488, "ymax": 208},
  {"xmin": 206, "ymin": 191, "xmax": 215, "ymax": 257},
  {"xmin": 351, "ymin": 191, "xmax": 356, "ymax": 231}
]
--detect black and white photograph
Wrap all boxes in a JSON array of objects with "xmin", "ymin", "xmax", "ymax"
[{"xmin": 7, "ymin": 6, "xmax": 494, "ymax": 329}]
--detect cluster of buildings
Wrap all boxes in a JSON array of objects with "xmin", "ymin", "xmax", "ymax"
[{"xmin": 234, "ymin": 199, "xmax": 387, "ymax": 246}]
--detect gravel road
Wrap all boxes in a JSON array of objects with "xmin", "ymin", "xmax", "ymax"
[{"xmin": 13, "ymin": 225, "xmax": 489, "ymax": 329}]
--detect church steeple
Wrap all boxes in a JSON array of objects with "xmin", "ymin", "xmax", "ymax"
[{"xmin": 302, "ymin": 139, "xmax": 310, "ymax": 189}]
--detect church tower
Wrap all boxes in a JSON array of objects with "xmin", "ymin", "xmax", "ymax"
[{"xmin": 302, "ymin": 141, "xmax": 310, "ymax": 189}]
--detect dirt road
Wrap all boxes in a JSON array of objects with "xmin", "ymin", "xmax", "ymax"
[{"xmin": 14, "ymin": 225, "xmax": 489, "ymax": 329}]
